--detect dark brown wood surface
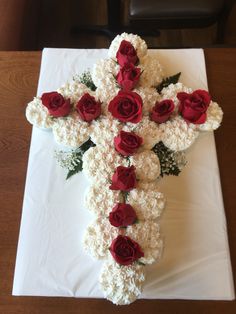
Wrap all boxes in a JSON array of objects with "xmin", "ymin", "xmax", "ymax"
[{"xmin": 0, "ymin": 49, "xmax": 235, "ymax": 313}]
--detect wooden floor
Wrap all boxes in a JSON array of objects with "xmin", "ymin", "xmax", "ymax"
[{"xmin": 36, "ymin": 0, "xmax": 236, "ymax": 49}]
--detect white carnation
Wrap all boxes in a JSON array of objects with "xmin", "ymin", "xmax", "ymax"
[
  {"xmin": 82, "ymin": 145, "xmax": 127, "ymax": 182},
  {"xmin": 124, "ymin": 116, "xmax": 162, "ymax": 150},
  {"xmin": 134, "ymin": 87, "xmax": 160, "ymax": 115},
  {"xmin": 139, "ymin": 54, "xmax": 164, "ymax": 87},
  {"xmin": 160, "ymin": 116, "xmax": 199, "ymax": 151},
  {"xmin": 100, "ymin": 259, "xmax": 145, "ymax": 305},
  {"xmin": 161, "ymin": 83, "xmax": 192, "ymax": 107},
  {"xmin": 85, "ymin": 183, "xmax": 122, "ymax": 216},
  {"xmin": 57, "ymin": 81, "xmax": 93, "ymax": 105},
  {"xmin": 108, "ymin": 32, "xmax": 147, "ymax": 61},
  {"xmin": 92, "ymin": 58, "xmax": 119, "ymax": 89},
  {"xmin": 25, "ymin": 97, "xmax": 53, "ymax": 129},
  {"xmin": 126, "ymin": 221, "xmax": 163, "ymax": 265},
  {"xmin": 90, "ymin": 116, "xmax": 122, "ymax": 145},
  {"xmin": 95, "ymin": 87, "xmax": 120, "ymax": 116},
  {"xmin": 198, "ymin": 101, "xmax": 223, "ymax": 131},
  {"xmin": 127, "ymin": 186, "xmax": 165, "ymax": 220},
  {"xmin": 52, "ymin": 112, "xmax": 90, "ymax": 148},
  {"xmin": 83, "ymin": 217, "xmax": 119, "ymax": 259},
  {"xmin": 130, "ymin": 150, "xmax": 161, "ymax": 182}
]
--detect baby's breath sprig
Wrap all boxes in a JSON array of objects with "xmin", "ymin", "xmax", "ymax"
[
  {"xmin": 74, "ymin": 70, "xmax": 97, "ymax": 91},
  {"xmin": 152, "ymin": 141, "xmax": 187, "ymax": 177},
  {"xmin": 54, "ymin": 138, "xmax": 96, "ymax": 179}
]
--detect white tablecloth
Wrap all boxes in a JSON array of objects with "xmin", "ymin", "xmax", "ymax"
[{"xmin": 12, "ymin": 48, "xmax": 235, "ymax": 300}]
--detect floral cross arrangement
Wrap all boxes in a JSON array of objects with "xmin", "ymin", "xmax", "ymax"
[{"xmin": 26, "ymin": 33, "xmax": 223, "ymax": 305}]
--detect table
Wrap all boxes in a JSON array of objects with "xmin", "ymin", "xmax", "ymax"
[{"xmin": 0, "ymin": 49, "xmax": 235, "ymax": 314}]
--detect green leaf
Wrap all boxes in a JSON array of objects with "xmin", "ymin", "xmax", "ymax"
[
  {"xmin": 66, "ymin": 159, "xmax": 83, "ymax": 179},
  {"xmin": 79, "ymin": 138, "xmax": 96, "ymax": 153},
  {"xmin": 66, "ymin": 138, "xmax": 96, "ymax": 180},
  {"xmin": 156, "ymin": 72, "xmax": 181, "ymax": 93}
]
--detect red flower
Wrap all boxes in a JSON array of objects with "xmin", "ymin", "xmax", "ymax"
[
  {"xmin": 177, "ymin": 90, "xmax": 211, "ymax": 124},
  {"xmin": 110, "ymin": 235, "xmax": 144, "ymax": 266},
  {"xmin": 116, "ymin": 63, "xmax": 141, "ymax": 91},
  {"xmin": 116, "ymin": 40, "xmax": 139, "ymax": 67},
  {"xmin": 41, "ymin": 92, "xmax": 71, "ymax": 117},
  {"xmin": 109, "ymin": 203, "xmax": 137, "ymax": 227},
  {"xmin": 110, "ymin": 165, "xmax": 136, "ymax": 191},
  {"xmin": 108, "ymin": 91, "xmax": 142, "ymax": 123},
  {"xmin": 76, "ymin": 93, "xmax": 101, "ymax": 122},
  {"xmin": 150, "ymin": 99, "xmax": 175, "ymax": 123},
  {"xmin": 114, "ymin": 130, "xmax": 143, "ymax": 156}
]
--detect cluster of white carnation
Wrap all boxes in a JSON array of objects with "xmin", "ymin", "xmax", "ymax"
[
  {"xmin": 85, "ymin": 183, "xmax": 122, "ymax": 216},
  {"xmin": 197, "ymin": 101, "xmax": 223, "ymax": 131},
  {"xmin": 108, "ymin": 32, "xmax": 147, "ymax": 61},
  {"xmin": 127, "ymin": 187, "xmax": 165, "ymax": 220},
  {"xmin": 129, "ymin": 150, "xmax": 161, "ymax": 182},
  {"xmin": 82, "ymin": 144, "xmax": 128, "ymax": 182},
  {"xmin": 90, "ymin": 116, "xmax": 122, "ymax": 145},
  {"xmin": 99, "ymin": 259, "xmax": 145, "ymax": 305},
  {"xmin": 83, "ymin": 217, "xmax": 119, "ymax": 259},
  {"xmin": 159, "ymin": 116, "xmax": 199, "ymax": 151},
  {"xmin": 124, "ymin": 116, "xmax": 163, "ymax": 150},
  {"xmin": 160, "ymin": 83, "xmax": 192, "ymax": 107},
  {"xmin": 52, "ymin": 113, "xmax": 91, "ymax": 148},
  {"xmin": 138, "ymin": 54, "xmax": 164, "ymax": 87},
  {"xmin": 126, "ymin": 221, "xmax": 163, "ymax": 265},
  {"xmin": 57, "ymin": 81, "xmax": 93, "ymax": 105},
  {"xmin": 25, "ymin": 97, "xmax": 53, "ymax": 129}
]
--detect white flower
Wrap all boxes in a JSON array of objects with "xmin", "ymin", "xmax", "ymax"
[
  {"xmin": 83, "ymin": 217, "xmax": 119, "ymax": 259},
  {"xmin": 130, "ymin": 150, "xmax": 161, "ymax": 182},
  {"xmin": 82, "ymin": 144, "xmax": 127, "ymax": 182},
  {"xmin": 90, "ymin": 116, "xmax": 122, "ymax": 145},
  {"xmin": 95, "ymin": 87, "xmax": 120, "ymax": 116},
  {"xmin": 197, "ymin": 101, "xmax": 223, "ymax": 131},
  {"xmin": 99, "ymin": 258, "xmax": 145, "ymax": 305},
  {"xmin": 25, "ymin": 97, "xmax": 53, "ymax": 129},
  {"xmin": 92, "ymin": 58, "xmax": 119, "ymax": 89},
  {"xmin": 52, "ymin": 112, "xmax": 91, "ymax": 148},
  {"xmin": 85, "ymin": 182, "xmax": 122, "ymax": 216},
  {"xmin": 134, "ymin": 87, "xmax": 161, "ymax": 115},
  {"xmin": 108, "ymin": 32, "xmax": 147, "ymax": 61},
  {"xmin": 139, "ymin": 54, "xmax": 164, "ymax": 87},
  {"xmin": 160, "ymin": 116, "xmax": 199, "ymax": 151},
  {"xmin": 160, "ymin": 83, "xmax": 192, "ymax": 107},
  {"xmin": 127, "ymin": 185, "xmax": 165, "ymax": 220},
  {"xmin": 57, "ymin": 81, "xmax": 93, "ymax": 105},
  {"xmin": 124, "ymin": 116, "xmax": 162, "ymax": 150},
  {"xmin": 126, "ymin": 221, "xmax": 163, "ymax": 265}
]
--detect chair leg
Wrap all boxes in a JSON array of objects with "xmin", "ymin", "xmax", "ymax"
[
  {"xmin": 71, "ymin": 0, "xmax": 122, "ymax": 41},
  {"xmin": 216, "ymin": 0, "xmax": 235, "ymax": 44}
]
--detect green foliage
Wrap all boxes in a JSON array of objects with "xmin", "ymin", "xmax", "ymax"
[
  {"xmin": 152, "ymin": 141, "xmax": 186, "ymax": 177},
  {"xmin": 156, "ymin": 72, "xmax": 181, "ymax": 93}
]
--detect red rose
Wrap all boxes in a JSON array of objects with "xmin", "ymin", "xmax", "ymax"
[
  {"xmin": 150, "ymin": 99, "xmax": 175, "ymax": 123},
  {"xmin": 110, "ymin": 165, "xmax": 136, "ymax": 191},
  {"xmin": 116, "ymin": 63, "xmax": 141, "ymax": 91},
  {"xmin": 116, "ymin": 40, "xmax": 139, "ymax": 67},
  {"xmin": 76, "ymin": 93, "xmax": 101, "ymax": 122},
  {"xmin": 41, "ymin": 92, "xmax": 71, "ymax": 117},
  {"xmin": 108, "ymin": 91, "xmax": 142, "ymax": 123},
  {"xmin": 177, "ymin": 89, "xmax": 211, "ymax": 124},
  {"xmin": 109, "ymin": 203, "xmax": 137, "ymax": 227},
  {"xmin": 114, "ymin": 130, "xmax": 143, "ymax": 156},
  {"xmin": 110, "ymin": 235, "xmax": 144, "ymax": 266}
]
